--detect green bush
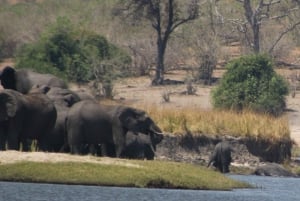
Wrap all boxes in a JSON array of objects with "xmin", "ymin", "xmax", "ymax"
[
  {"xmin": 15, "ymin": 16, "xmax": 131, "ymax": 85},
  {"xmin": 211, "ymin": 54, "xmax": 289, "ymax": 116}
]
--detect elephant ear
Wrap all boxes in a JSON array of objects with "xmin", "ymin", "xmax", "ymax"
[
  {"xmin": 0, "ymin": 66, "xmax": 16, "ymax": 90},
  {"xmin": 0, "ymin": 91, "xmax": 18, "ymax": 120},
  {"xmin": 117, "ymin": 107, "xmax": 143, "ymax": 131},
  {"xmin": 117, "ymin": 107, "xmax": 131, "ymax": 130}
]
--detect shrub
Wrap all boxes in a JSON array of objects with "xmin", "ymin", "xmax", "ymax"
[
  {"xmin": 211, "ymin": 54, "xmax": 289, "ymax": 116},
  {"xmin": 15, "ymin": 17, "xmax": 83, "ymax": 80},
  {"xmin": 15, "ymin": 16, "xmax": 131, "ymax": 89}
]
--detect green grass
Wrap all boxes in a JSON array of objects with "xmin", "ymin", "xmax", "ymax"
[{"xmin": 0, "ymin": 160, "xmax": 251, "ymax": 190}]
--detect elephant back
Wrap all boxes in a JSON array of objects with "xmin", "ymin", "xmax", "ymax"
[
  {"xmin": 0, "ymin": 66, "xmax": 67, "ymax": 94},
  {"xmin": 46, "ymin": 87, "xmax": 81, "ymax": 107},
  {"xmin": 22, "ymin": 70, "xmax": 67, "ymax": 92}
]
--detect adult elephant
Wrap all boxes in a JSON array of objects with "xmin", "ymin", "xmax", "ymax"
[
  {"xmin": 0, "ymin": 66, "xmax": 67, "ymax": 94},
  {"xmin": 207, "ymin": 141, "xmax": 233, "ymax": 173},
  {"xmin": 122, "ymin": 131, "xmax": 163, "ymax": 160},
  {"xmin": 30, "ymin": 85, "xmax": 81, "ymax": 152},
  {"xmin": 66, "ymin": 100, "xmax": 163, "ymax": 157},
  {"xmin": 0, "ymin": 89, "xmax": 57, "ymax": 151}
]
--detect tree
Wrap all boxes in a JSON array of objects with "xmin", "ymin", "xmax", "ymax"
[
  {"xmin": 212, "ymin": 54, "xmax": 289, "ymax": 116},
  {"xmin": 115, "ymin": 0, "xmax": 200, "ymax": 85},
  {"xmin": 234, "ymin": 0, "xmax": 300, "ymax": 54}
]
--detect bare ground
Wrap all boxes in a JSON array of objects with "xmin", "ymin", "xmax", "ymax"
[{"xmin": 0, "ymin": 151, "xmax": 141, "ymax": 168}]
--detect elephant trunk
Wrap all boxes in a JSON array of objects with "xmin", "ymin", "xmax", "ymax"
[{"xmin": 149, "ymin": 123, "xmax": 163, "ymax": 134}]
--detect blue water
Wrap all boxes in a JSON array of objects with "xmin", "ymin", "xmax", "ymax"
[{"xmin": 0, "ymin": 175, "xmax": 299, "ymax": 201}]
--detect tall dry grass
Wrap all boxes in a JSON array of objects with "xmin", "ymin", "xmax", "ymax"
[{"xmin": 139, "ymin": 104, "xmax": 290, "ymax": 142}]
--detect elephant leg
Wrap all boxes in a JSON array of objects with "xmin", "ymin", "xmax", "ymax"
[
  {"xmin": 70, "ymin": 144, "xmax": 82, "ymax": 155},
  {"xmin": 222, "ymin": 165, "xmax": 229, "ymax": 173},
  {"xmin": 88, "ymin": 144, "xmax": 97, "ymax": 156},
  {"xmin": 7, "ymin": 133, "xmax": 19, "ymax": 150},
  {"xmin": 21, "ymin": 139, "xmax": 32, "ymax": 152},
  {"xmin": 59, "ymin": 143, "xmax": 70, "ymax": 153},
  {"xmin": 144, "ymin": 144, "xmax": 155, "ymax": 160},
  {"xmin": 0, "ymin": 141, "xmax": 5, "ymax": 150},
  {"xmin": 221, "ymin": 157, "xmax": 231, "ymax": 173},
  {"xmin": 101, "ymin": 143, "xmax": 116, "ymax": 157},
  {"xmin": 0, "ymin": 134, "xmax": 6, "ymax": 150},
  {"xmin": 7, "ymin": 139, "xmax": 19, "ymax": 150},
  {"xmin": 88, "ymin": 144, "xmax": 102, "ymax": 156}
]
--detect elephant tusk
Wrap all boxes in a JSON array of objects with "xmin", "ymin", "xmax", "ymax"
[{"xmin": 153, "ymin": 131, "xmax": 164, "ymax": 135}]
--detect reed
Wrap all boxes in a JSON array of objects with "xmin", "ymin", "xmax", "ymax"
[{"xmin": 139, "ymin": 104, "xmax": 290, "ymax": 143}]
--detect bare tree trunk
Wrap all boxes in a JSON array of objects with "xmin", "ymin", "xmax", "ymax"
[
  {"xmin": 152, "ymin": 36, "xmax": 166, "ymax": 85},
  {"xmin": 252, "ymin": 23, "xmax": 260, "ymax": 53},
  {"xmin": 243, "ymin": 0, "xmax": 260, "ymax": 53}
]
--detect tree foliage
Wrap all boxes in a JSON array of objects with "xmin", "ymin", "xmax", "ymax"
[
  {"xmin": 15, "ymin": 17, "xmax": 131, "ymax": 87},
  {"xmin": 212, "ymin": 54, "xmax": 289, "ymax": 116}
]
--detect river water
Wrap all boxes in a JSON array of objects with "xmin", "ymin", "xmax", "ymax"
[{"xmin": 0, "ymin": 175, "xmax": 299, "ymax": 201}]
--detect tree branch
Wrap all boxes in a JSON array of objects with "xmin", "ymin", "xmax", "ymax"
[{"xmin": 268, "ymin": 21, "xmax": 300, "ymax": 53}]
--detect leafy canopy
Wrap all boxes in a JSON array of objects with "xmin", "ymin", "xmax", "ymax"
[{"xmin": 212, "ymin": 54, "xmax": 289, "ymax": 116}]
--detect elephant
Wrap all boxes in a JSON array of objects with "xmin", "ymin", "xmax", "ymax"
[
  {"xmin": 65, "ymin": 100, "xmax": 163, "ymax": 157},
  {"xmin": 207, "ymin": 141, "xmax": 233, "ymax": 173},
  {"xmin": 253, "ymin": 162, "xmax": 296, "ymax": 177},
  {"xmin": 0, "ymin": 66, "xmax": 67, "ymax": 94},
  {"xmin": 0, "ymin": 89, "xmax": 57, "ymax": 151},
  {"xmin": 72, "ymin": 88, "xmax": 95, "ymax": 101},
  {"xmin": 103, "ymin": 104, "xmax": 163, "ymax": 158},
  {"xmin": 121, "ymin": 131, "xmax": 163, "ymax": 160},
  {"xmin": 30, "ymin": 85, "xmax": 81, "ymax": 107},
  {"xmin": 65, "ymin": 100, "xmax": 113, "ymax": 155},
  {"xmin": 29, "ymin": 85, "xmax": 82, "ymax": 152}
]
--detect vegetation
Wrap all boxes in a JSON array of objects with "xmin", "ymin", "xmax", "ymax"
[
  {"xmin": 140, "ymin": 104, "xmax": 290, "ymax": 143},
  {"xmin": 114, "ymin": 0, "xmax": 200, "ymax": 85},
  {"xmin": 0, "ymin": 0, "xmax": 293, "ymax": 142},
  {"xmin": 1, "ymin": 0, "xmax": 299, "ymax": 78},
  {"xmin": 235, "ymin": 0, "xmax": 300, "ymax": 54},
  {"xmin": 0, "ymin": 160, "xmax": 251, "ymax": 190},
  {"xmin": 14, "ymin": 16, "xmax": 131, "ymax": 97},
  {"xmin": 212, "ymin": 54, "xmax": 289, "ymax": 116}
]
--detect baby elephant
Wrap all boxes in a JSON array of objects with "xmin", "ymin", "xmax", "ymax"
[
  {"xmin": 121, "ymin": 131, "xmax": 163, "ymax": 160},
  {"xmin": 207, "ymin": 141, "xmax": 233, "ymax": 173}
]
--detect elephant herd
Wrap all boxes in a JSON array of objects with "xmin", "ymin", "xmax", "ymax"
[
  {"xmin": 0, "ymin": 66, "xmax": 163, "ymax": 160},
  {"xmin": 0, "ymin": 66, "xmax": 233, "ymax": 172}
]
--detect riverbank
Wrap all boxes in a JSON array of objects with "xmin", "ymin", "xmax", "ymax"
[{"xmin": 0, "ymin": 151, "xmax": 250, "ymax": 190}]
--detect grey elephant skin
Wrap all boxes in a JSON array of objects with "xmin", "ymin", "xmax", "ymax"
[
  {"xmin": 207, "ymin": 141, "xmax": 233, "ymax": 173},
  {"xmin": 122, "ymin": 131, "xmax": 163, "ymax": 160},
  {"xmin": 0, "ymin": 66, "xmax": 67, "ymax": 94},
  {"xmin": 66, "ymin": 100, "xmax": 163, "ymax": 158},
  {"xmin": 253, "ymin": 162, "xmax": 297, "ymax": 177},
  {"xmin": 0, "ymin": 89, "xmax": 57, "ymax": 151},
  {"xmin": 30, "ymin": 85, "xmax": 82, "ymax": 152}
]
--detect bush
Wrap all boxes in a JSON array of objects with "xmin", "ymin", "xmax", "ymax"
[
  {"xmin": 211, "ymin": 54, "xmax": 289, "ymax": 116},
  {"xmin": 15, "ymin": 17, "xmax": 85, "ymax": 80},
  {"xmin": 15, "ymin": 16, "xmax": 131, "ymax": 87}
]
